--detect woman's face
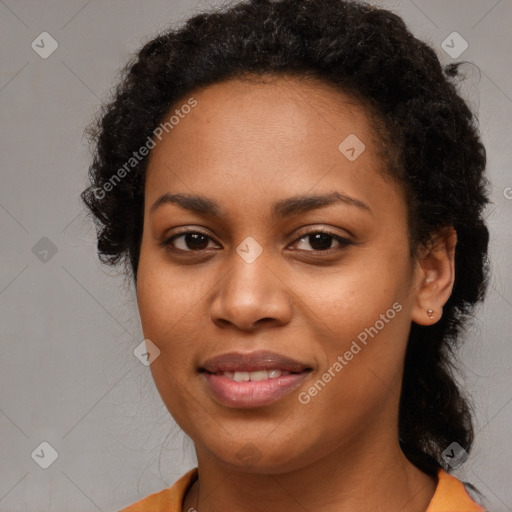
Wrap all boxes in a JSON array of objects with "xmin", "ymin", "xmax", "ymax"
[{"xmin": 136, "ymin": 75, "xmax": 425, "ymax": 473}]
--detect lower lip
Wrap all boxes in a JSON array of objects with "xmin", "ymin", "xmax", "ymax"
[{"xmin": 202, "ymin": 372, "xmax": 310, "ymax": 408}]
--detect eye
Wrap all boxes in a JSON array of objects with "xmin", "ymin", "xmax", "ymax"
[
  {"xmin": 160, "ymin": 229, "xmax": 353, "ymax": 253},
  {"xmin": 290, "ymin": 230, "xmax": 353, "ymax": 252},
  {"xmin": 160, "ymin": 231, "xmax": 219, "ymax": 252}
]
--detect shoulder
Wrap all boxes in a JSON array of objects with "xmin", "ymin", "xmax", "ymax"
[
  {"xmin": 118, "ymin": 468, "xmax": 198, "ymax": 512},
  {"xmin": 426, "ymin": 468, "xmax": 487, "ymax": 511},
  {"xmin": 118, "ymin": 466, "xmax": 488, "ymax": 512}
]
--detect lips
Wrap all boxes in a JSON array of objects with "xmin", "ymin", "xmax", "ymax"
[
  {"xmin": 201, "ymin": 350, "xmax": 311, "ymax": 374},
  {"xmin": 200, "ymin": 350, "xmax": 312, "ymax": 408},
  {"xmin": 220, "ymin": 369, "xmax": 290, "ymax": 382}
]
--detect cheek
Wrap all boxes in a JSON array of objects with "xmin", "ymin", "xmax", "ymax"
[
  {"xmin": 296, "ymin": 307, "xmax": 409, "ymax": 449},
  {"xmin": 136, "ymin": 250, "xmax": 214, "ymax": 410},
  {"xmin": 299, "ymin": 246, "xmax": 412, "ymax": 399},
  {"xmin": 136, "ymin": 249, "xmax": 197, "ymax": 340},
  {"xmin": 301, "ymin": 246, "xmax": 409, "ymax": 335},
  {"xmin": 136, "ymin": 256, "xmax": 201, "ymax": 425}
]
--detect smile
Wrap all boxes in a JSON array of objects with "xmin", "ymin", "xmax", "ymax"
[
  {"xmin": 199, "ymin": 350, "xmax": 312, "ymax": 408},
  {"xmin": 216, "ymin": 369, "xmax": 290, "ymax": 381}
]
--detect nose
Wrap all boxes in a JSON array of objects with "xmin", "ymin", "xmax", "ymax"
[{"xmin": 209, "ymin": 249, "xmax": 293, "ymax": 331}]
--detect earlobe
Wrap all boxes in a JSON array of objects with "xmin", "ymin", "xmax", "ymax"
[{"xmin": 411, "ymin": 226, "xmax": 457, "ymax": 326}]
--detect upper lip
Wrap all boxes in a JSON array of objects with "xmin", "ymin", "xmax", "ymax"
[{"xmin": 200, "ymin": 350, "xmax": 312, "ymax": 373}]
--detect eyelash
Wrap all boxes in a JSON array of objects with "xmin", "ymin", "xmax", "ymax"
[{"xmin": 160, "ymin": 228, "xmax": 354, "ymax": 254}]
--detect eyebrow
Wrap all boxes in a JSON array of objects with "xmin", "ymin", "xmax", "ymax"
[{"xmin": 150, "ymin": 191, "xmax": 372, "ymax": 218}]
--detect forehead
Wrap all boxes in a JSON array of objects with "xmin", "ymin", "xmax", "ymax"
[
  {"xmin": 143, "ymin": 74, "xmax": 402, "ymax": 223},
  {"xmin": 205, "ymin": 75, "xmax": 367, "ymax": 134},
  {"xmin": 191, "ymin": 73, "xmax": 365, "ymax": 119},
  {"xmin": 146, "ymin": 74, "xmax": 384, "ymax": 175}
]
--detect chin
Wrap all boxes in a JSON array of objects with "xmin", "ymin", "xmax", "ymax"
[{"xmin": 199, "ymin": 434, "xmax": 320, "ymax": 475}]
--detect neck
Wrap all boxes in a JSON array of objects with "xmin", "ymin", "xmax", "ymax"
[{"xmin": 183, "ymin": 429, "xmax": 437, "ymax": 512}]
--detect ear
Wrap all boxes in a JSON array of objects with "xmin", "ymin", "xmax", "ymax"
[{"xmin": 410, "ymin": 226, "xmax": 457, "ymax": 326}]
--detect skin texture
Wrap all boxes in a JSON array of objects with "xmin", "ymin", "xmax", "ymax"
[{"xmin": 136, "ymin": 75, "xmax": 457, "ymax": 512}]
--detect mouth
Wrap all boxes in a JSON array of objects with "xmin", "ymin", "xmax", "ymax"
[
  {"xmin": 207, "ymin": 369, "xmax": 295, "ymax": 381},
  {"xmin": 199, "ymin": 350, "xmax": 313, "ymax": 408}
]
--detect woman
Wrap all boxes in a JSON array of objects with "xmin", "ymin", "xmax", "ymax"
[{"xmin": 81, "ymin": 0, "xmax": 491, "ymax": 510}]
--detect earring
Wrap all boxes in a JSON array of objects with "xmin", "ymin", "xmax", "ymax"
[{"xmin": 427, "ymin": 309, "xmax": 434, "ymax": 318}]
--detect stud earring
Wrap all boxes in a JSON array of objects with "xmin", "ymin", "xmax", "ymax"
[{"xmin": 427, "ymin": 309, "xmax": 434, "ymax": 318}]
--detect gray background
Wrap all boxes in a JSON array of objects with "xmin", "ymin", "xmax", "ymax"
[{"xmin": 0, "ymin": 0, "xmax": 511, "ymax": 510}]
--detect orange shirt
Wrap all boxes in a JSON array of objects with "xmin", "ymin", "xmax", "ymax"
[{"xmin": 119, "ymin": 467, "xmax": 486, "ymax": 511}]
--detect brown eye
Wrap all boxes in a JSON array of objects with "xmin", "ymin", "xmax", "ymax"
[
  {"xmin": 291, "ymin": 231, "xmax": 353, "ymax": 252},
  {"xmin": 161, "ymin": 229, "xmax": 353, "ymax": 255},
  {"xmin": 161, "ymin": 231, "xmax": 217, "ymax": 251}
]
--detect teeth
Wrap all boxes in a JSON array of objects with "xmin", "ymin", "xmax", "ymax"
[
  {"xmin": 221, "ymin": 369, "xmax": 291, "ymax": 381},
  {"xmin": 249, "ymin": 370, "xmax": 269, "ymax": 381}
]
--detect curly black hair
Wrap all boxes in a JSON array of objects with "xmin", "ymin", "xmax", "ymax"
[{"xmin": 81, "ymin": 0, "xmax": 490, "ymax": 481}]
